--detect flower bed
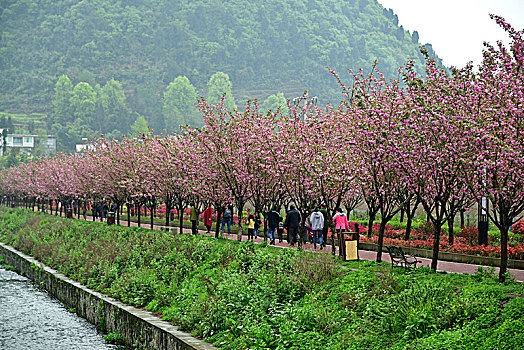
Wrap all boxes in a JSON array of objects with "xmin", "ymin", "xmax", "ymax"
[{"xmin": 360, "ymin": 235, "xmax": 524, "ymax": 260}]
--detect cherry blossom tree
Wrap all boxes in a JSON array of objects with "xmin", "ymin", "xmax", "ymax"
[{"xmin": 462, "ymin": 15, "xmax": 524, "ymax": 282}]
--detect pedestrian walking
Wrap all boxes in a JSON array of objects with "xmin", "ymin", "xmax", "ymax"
[
  {"xmin": 254, "ymin": 213, "xmax": 262, "ymax": 239},
  {"xmin": 190, "ymin": 203, "xmax": 198, "ymax": 234},
  {"xmin": 246, "ymin": 214, "xmax": 256, "ymax": 240},
  {"xmin": 95, "ymin": 201, "xmax": 102, "ymax": 221},
  {"xmin": 277, "ymin": 218, "xmax": 284, "ymax": 243},
  {"xmin": 82, "ymin": 202, "xmax": 87, "ymax": 220},
  {"xmin": 221, "ymin": 205, "xmax": 233, "ymax": 235},
  {"xmin": 310, "ymin": 208, "xmax": 325, "ymax": 250},
  {"xmin": 303, "ymin": 212, "xmax": 312, "ymax": 244},
  {"xmin": 284, "ymin": 204, "xmax": 301, "ymax": 246},
  {"xmin": 102, "ymin": 201, "xmax": 109, "ymax": 222},
  {"xmin": 203, "ymin": 204, "xmax": 213, "ymax": 234},
  {"xmin": 320, "ymin": 203, "xmax": 330, "ymax": 248},
  {"xmin": 267, "ymin": 207, "xmax": 281, "ymax": 245}
]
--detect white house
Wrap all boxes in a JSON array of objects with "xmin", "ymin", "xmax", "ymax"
[{"xmin": 0, "ymin": 129, "xmax": 56, "ymax": 157}]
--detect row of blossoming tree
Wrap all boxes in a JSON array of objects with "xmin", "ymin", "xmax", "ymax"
[{"xmin": 0, "ymin": 16, "xmax": 522, "ymax": 282}]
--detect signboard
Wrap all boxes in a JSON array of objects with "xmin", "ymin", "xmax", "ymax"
[{"xmin": 345, "ymin": 240, "xmax": 359, "ymax": 261}]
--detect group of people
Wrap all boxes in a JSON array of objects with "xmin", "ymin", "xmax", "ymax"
[
  {"xmin": 192, "ymin": 202, "xmax": 353, "ymax": 250},
  {"xmin": 282, "ymin": 205, "xmax": 350, "ymax": 249}
]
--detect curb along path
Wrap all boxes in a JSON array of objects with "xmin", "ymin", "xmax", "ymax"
[{"xmin": 0, "ymin": 242, "xmax": 218, "ymax": 350}]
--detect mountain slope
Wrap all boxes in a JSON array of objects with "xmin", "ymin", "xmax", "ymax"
[{"xmin": 0, "ymin": 0, "xmax": 440, "ymax": 131}]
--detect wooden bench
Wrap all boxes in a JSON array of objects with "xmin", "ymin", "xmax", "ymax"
[{"xmin": 385, "ymin": 245, "xmax": 421, "ymax": 269}]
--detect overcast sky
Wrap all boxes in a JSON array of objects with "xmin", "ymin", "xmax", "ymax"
[{"xmin": 377, "ymin": 0, "xmax": 524, "ymax": 68}]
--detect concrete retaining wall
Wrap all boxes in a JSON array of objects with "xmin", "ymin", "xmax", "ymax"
[
  {"xmin": 0, "ymin": 242, "xmax": 217, "ymax": 350},
  {"xmin": 359, "ymin": 242, "xmax": 524, "ymax": 269}
]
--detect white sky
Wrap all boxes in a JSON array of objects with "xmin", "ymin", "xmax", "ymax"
[{"xmin": 377, "ymin": 0, "xmax": 524, "ymax": 68}]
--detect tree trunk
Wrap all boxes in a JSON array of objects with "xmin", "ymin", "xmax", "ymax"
[
  {"xmin": 127, "ymin": 205, "xmax": 131, "ymax": 227},
  {"xmin": 400, "ymin": 208, "xmax": 405, "ymax": 223},
  {"xmin": 137, "ymin": 204, "xmax": 141, "ymax": 227},
  {"xmin": 448, "ymin": 214, "xmax": 455, "ymax": 245},
  {"xmin": 499, "ymin": 226, "xmax": 509, "ymax": 283},
  {"xmin": 298, "ymin": 212, "xmax": 306, "ymax": 251},
  {"xmin": 404, "ymin": 214, "xmax": 414, "ymax": 241},
  {"xmin": 330, "ymin": 220, "xmax": 336, "ymax": 255},
  {"xmin": 431, "ymin": 223, "xmax": 442, "ymax": 271},
  {"xmin": 116, "ymin": 204, "xmax": 120, "ymax": 225},
  {"xmin": 165, "ymin": 203, "xmax": 171, "ymax": 227},
  {"xmin": 215, "ymin": 207, "xmax": 223, "ymax": 238},
  {"xmin": 263, "ymin": 214, "xmax": 268, "ymax": 241},
  {"xmin": 179, "ymin": 206, "xmax": 184, "ymax": 234},
  {"xmin": 460, "ymin": 210, "xmax": 465, "ymax": 228},
  {"xmin": 150, "ymin": 206, "xmax": 154, "ymax": 229},
  {"xmin": 404, "ymin": 201, "xmax": 419, "ymax": 241},
  {"xmin": 376, "ymin": 221, "xmax": 387, "ymax": 263},
  {"xmin": 338, "ymin": 228, "xmax": 345, "ymax": 258},
  {"xmin": 237, "ymin": 204, "xmax": 244, "ymax": 242},
  {"xmin": 367, "ymin": 212, "xmax": 376, "ymax": 238}
]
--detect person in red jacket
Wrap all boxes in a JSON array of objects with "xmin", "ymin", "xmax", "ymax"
[
  {"xmin": 332, "ymin": 207, "xmax": 349, "ymax": 257},
  {"xmin": 203, "ymin": 204, "xmax": 213, "ymax": 234},
  {"xmin": 332, "ymin": 207, "xmax": 349, "ymax": 231}
]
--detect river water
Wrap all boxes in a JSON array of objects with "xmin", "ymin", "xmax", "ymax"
[{"xmin": 0, "ymin": 268, "xmax": 127, "ymax": 350}]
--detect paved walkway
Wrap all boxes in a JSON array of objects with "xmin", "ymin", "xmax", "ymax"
[{"xmin": 47, "ymin": 210, "xmax": 524, "ymax": 282}]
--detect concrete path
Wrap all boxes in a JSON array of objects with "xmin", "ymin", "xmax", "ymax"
[{"xmin": 53, "ymin": 211, "xmax": 524, "ymax": 282}]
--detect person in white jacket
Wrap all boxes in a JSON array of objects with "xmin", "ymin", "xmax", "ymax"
[{"xmin": 310, "ymin": 208, "xmax": 325, "ymax": 249}]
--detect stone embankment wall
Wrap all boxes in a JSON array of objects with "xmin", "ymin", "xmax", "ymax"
[{"xmin": 0, "ymin": 242, "xmax": 217, "ymax": 350}]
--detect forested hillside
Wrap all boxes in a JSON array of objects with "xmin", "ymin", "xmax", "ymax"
[{"xmin": 0, "ymin": 0, "xmax": 441, "ymax": 150}]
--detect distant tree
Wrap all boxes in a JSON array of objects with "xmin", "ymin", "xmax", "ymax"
[
  {"xmin": 396, "ymin": 26, "xmax": 405, "ymax": 41},
  {"xmin": 261, "ymin": 92, "xmax": 288, "ymax": 114},
  {"xmin": 412, "ymin": 30, "xmax": 419, "ymax": 44},
  {"xmin": 100, "ymin": 78, "xmax": 129, "ymax": 133},
  {"xmin": 71, "ymin": 82, "xmax": 97, "ymax": 126},
  {"xmin": 1, "ymin": 129, "xmax": 7, "ymax": 154},
  {"xmin": 163, "ymin": 76, "xmax": 199, "ymax": 132},
  {"xmin": 131, "ymin": 115, "xmax": 149, "ymax": 135},
  {"xmin": 5, "ymin": 148, "xmax": 20, "ymax": 168},
  {"xmin": 6, "ymin": 116, "xmax": 14, "ymax": 133},
  {"xmin": 207, "ymin": 72, "xmax": 237, "ymax": 111},
  {"xmin": 53, "ymin": 75, "xmax": 74, "ymax": 126}
]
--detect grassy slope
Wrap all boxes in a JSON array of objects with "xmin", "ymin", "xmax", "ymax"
[{"xmin": 1, "ymin": 207, "xmax": 523, "ymax": 350}]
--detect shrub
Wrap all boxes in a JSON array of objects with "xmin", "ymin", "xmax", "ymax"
[
  {"xmin": 512, "ymin": 220, "xmax": 524, "ymax": 236},
  {"xmin": 414, "ymin": 222, "xmax": 435, "ymax": 240},
  {"xmin": 459, "ymin": 226, "xmax": 479, "ymax": 246},
  {"xmin": 104, "ymin": 332, "xmax": 125, "ymax": 345}
]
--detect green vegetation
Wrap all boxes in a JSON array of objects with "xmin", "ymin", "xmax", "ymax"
[
  {"xmin": 0, "ymin": 0, "xmax": 442, "ymax": 151},
  {"xmin": 104, "ymin": 332, "xmax": 125, "ymax": 345},
  {"xmin": 2, "ymin": 208, "xmax": 520, "ymax": 350}
]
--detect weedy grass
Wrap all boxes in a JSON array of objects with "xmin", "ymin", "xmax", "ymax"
[{"xmin": 1, "ymin": 208, "xmax": 523, "ymax": 350}]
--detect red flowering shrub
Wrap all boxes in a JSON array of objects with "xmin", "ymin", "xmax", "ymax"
[
  {"xmin": 369, "ymin": 223, "xmax": 404, "ymax": 238},
  {"xmin": 512, "ymin": 220, "xmax": 524, "ymax": 236},
  {"xmin": 385, "ymin": 229, "xmax": 405, "ymax": 240},
  {"xmin": 349, "ymin": 222, "xmax": 364, "ymax": 232},
  {"xmin": 414, "ymin": 222, "xmax": 435, "ymax": 240},
  {"xmin": 371, "ymin": 223, "xmax": 392, "ymax": 235},
  {"xmin": 458, "ymin": 226, "xmax": 479, "ymax": 246},
  {"xmin": 359, "ymin": 236, "xmax": 524, "ymax": 260}
]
